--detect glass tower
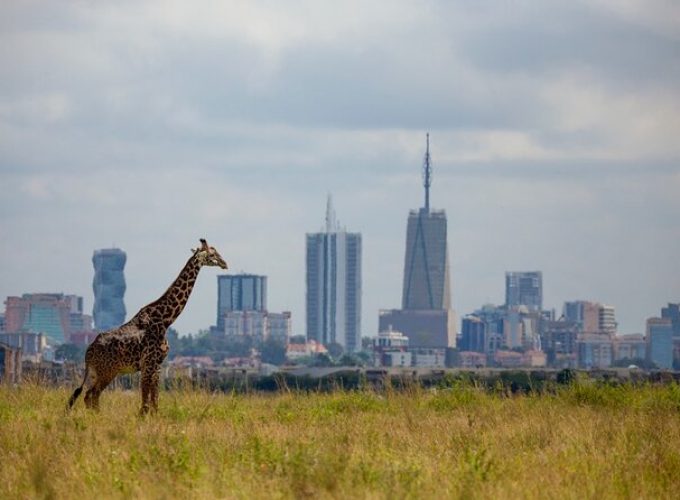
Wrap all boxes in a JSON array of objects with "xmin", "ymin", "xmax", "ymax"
[
  {"xmin": 92, "ymin": 248, "xmax": 126, "ymax": 331},
  {"xmin": 216, "ymin": 274, "xmax": 267, "ymax": 330},
  {"xmin": 379, "ymin": 134, "xmax": 456, "ymax": 348},
  {"xmin": 505, "ymin": 271, "xmax": 543, "ymax": 311},
  {"xmin": 306, "ymin": 196, "xmax": 362, "ymax": 352}
]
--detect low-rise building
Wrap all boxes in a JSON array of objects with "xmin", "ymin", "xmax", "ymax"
[
  {"xmin": 493, "ymin": 350, "xmax": 524, "ymax": 368},
  {"xmin": 411, "ymin": 348, "xmax": 446, "ymax": 368},
  {"xmin": 458, "ymin": 351, "xmax": 487, "ymax": 369},
  {"xmin": 373, "ymin": 327, "xmax": 409, "ymax": 367},
  {"xmin": 612, "ymin": 334, "xmax": 646, "ymax": 364},
  {"xmin": 220, "ymin": 310, "xmax": 291, "ymax": 344},
  {"xmin": 0, "ymin": 332, "xmax": 47, "ymax": 362},
  {"xmin": 286, "ymin": 340, "xmax": 328, "ymax": 360},
  {"xmin": 577, "ymin": 334, "xmax": 613, "ymax": 369},
  {"xmin": 0, "ymin": 341, "xmax": 22, "ymax": 383}
]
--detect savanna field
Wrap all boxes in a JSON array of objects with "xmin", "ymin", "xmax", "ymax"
[{"xmin": 2, "ymin": 382, "xmax": 680, "ymax": 499}]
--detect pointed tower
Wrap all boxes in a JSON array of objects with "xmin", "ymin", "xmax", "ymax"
[
  {"xmin": 401, "ymin": 134, "xmax": 451, "ymax": 310},
  {"xmin": 379, "ymin": 134, "xmax": 456, "ymax": 349}
]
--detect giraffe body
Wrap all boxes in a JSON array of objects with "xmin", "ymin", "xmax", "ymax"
[{"xmin": 68, "ymin": 239, "xmax": 227, "ymax": 415}]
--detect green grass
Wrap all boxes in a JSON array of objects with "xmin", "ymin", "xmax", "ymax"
[{"xmin": 2, "ymin": 383, "xmax": 680, "ymax": 499}]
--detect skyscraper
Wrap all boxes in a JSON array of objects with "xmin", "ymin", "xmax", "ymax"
[
  {"xmin": 646, "ymin": 317, "xmax": 673, "ymax": 369},
  {"xmin": 4, "ymin": 293, "xmax": 81, "ymax": 344},
  {"xmin": 92, "ymin": 248, "xmax": 126, "ymax": 331},
  {"xmin": 661, "ymin": 303, "xmax": 680, "ymax": 337},
  {"xmin": 306, "ymin": 196, "xmax": 362, "ymax": 352},
  {"xmin": 379, "ymin": 134, "xmax": 456, "ymax": 348},
  {"xmin": 216, "ymin": 274, "xmax": 267, "ymax": 330},
  {"xmin": 505, "ymin": 271, "xmax": 543, "ymax": 311},
  {"xmin": 563, "ymin": 300, "xmax": 617, "ymax": 335}
]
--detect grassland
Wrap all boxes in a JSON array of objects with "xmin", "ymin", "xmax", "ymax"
[{"xmin": 2, "ymin": 382, "xmax": 680, "ymax": 499}]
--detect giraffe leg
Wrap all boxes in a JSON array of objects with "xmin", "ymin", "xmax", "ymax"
[
  {"xmin": 84, "ymin": 373, "xmax": 114, "ymax": 411},
  {"xmin": 150, "ymin": 368, "xmax": 161, "ymax": 413},
  {"xmin": 140, "ymin": 365, "xmax": 160, "ymax": 416}
]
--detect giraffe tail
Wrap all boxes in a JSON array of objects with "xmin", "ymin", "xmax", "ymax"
[{"xmin": 67, "ymin": 366, "xmax": 90, "ymax": 410}]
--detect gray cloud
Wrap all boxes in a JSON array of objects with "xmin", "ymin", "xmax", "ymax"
[{"xmin": 1, "ymin": 0, "xmax": 679, "ymax": 335}]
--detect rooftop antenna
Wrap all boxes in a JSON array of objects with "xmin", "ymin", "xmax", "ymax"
[
  {"xmin": 325, "ymin": 193, "xmax": 337, "ymax": 233},
  {"xmin": 423, "ymin": 133, "xmax": 432, "ymax": 213}
]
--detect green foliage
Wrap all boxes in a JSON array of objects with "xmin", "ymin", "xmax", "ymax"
[
  {"xmin": 260, "ymin": 338, "xmax": 287, "ymax": 366},
  {"xmin": 54, "ymin": 343, "xmax": 85, "ymax": 363}
]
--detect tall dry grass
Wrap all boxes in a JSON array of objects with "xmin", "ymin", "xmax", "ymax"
[{"xmin": 1, "ymin": 382, "xmax": 680, "ymax": 499}]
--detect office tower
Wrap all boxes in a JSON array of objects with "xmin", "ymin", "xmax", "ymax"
[
  {"xmin": 505, "ymin": 272, "xmax": 542, "ymax": 311},
  {"xmin": 216, "ymin": 274, "xmax": 267, "ymax": 330},
  {"xmin": 563, "ymin": 301, "xmax": 617, "ymax": 335},
  {"xmin": 306, "ymin": 196, "xmax": 362, "ymax": 352},
  {"xmin": 598, "ymin": 304, "xmax": 617, "ymax": 335},
  {"xmin": 3, "ymin": 293, "xmax": 85, "ymax": 344},
  {"xmin": 646, "ymin": 317, "xmax": 673, "ymax": 369},
  {"xmin": 661, "ymin": 303, "xmax": 680, "ymax": 337},
  {"xmin": 540, "ymin": 319, "xmax": 579, "ymax": 368},
  {"xmin": 459, "ymin": 316, "xmax": 486, "ymax": 353},
  {"xmin": 92, "ymin": 248, "xmax": 127, "ymax": 331},
  {"xmin": 380, "ymin": 134, "xmax": 456, "ymax": 348}
]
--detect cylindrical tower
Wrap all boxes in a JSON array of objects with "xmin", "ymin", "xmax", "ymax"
[{"xmin": 92, "ymin": 248, "xmax": 127, "ymax": 331}]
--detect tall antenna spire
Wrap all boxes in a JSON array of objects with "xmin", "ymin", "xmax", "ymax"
[
  {"xmin": 325, "ymin": 193, "xmax": 337, "ymax": 233},
  {"xmin": 423, "ymin": 133, "xmax": 432, "ymax": 212}
]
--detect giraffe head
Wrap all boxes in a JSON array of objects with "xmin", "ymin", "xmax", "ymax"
[{"xmin": 193, "ymin": 238, "xmax": 228, "ymax": 269}]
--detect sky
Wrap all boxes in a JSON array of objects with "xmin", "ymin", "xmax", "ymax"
[{"xmin": 1, "ymin": 0, "xmax": 679, "ymax": 337}]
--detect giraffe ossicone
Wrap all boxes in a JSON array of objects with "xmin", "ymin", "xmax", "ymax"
[{"xmin": 68, "ymin": 238, "xmax": 228, "ymax": 415}]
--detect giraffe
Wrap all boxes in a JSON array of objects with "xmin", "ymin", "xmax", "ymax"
[{"xmin": 68, "ymin": 238, "xmax": 228, "ymax": 415}]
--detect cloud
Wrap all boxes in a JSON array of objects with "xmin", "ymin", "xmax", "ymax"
[{"xmin": 1, "ymin": 0, "xmax": 679, "ymax": 336}]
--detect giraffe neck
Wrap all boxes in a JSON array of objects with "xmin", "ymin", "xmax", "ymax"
[{"xmin": 133, "ymin": 254, "xmax": 202, "ymax": 330}]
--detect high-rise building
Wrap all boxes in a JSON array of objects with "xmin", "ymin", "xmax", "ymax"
[
  {"xmin": 92, "ymin": 248, "xmax": 126, "ymax": 331},
  {"xmin": 379, "ymin": 135, "xmax": 456, "ymax": 348},
  {"xmin": 459, "ymin": 316, "xmax": 486, "ymax": 353},
  {"xmin": 563, "ymin": 301, "xmax": 617, "ymax": 335},
  {"xmin": 646, "ymin": 317, "xmax": 673, "ymax": 369},
  {"xmin": 3, "ymin": 293, "xmax": 87, "ymax": 344},
  {"xmin": 216, "ymin": 274, "xmax": 267, "ymax": 330},
  {"xmin": 661, "ymin": 303, "xmax": 680, "ymax": 337},
  {"xmin": 402, "ymin": 210, "xmax": 451, "ymax": 310},
  {"xmin": 306, "ymin": 196, "xmax": 362, "ymax": 352},
  {"xmin": 505, "ymin": 272, "xmax": 542, "ymax": 311}
]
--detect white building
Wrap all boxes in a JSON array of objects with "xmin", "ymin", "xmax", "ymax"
[{"xmin": 222, "ymin": 310, "xmax": 291, "ymax": 343}]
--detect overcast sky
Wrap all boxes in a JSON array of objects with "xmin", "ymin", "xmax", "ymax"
[{"xmin": 1, "ymin": 0, "xmax": 679, "ymax": 337}]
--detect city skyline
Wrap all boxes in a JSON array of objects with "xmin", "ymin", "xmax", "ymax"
[{"xmin": 1, "ymin": 2, "xmax": 679, "ymax": 337}]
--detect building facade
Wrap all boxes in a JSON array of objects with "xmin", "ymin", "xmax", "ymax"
[
  {"xmin": 222, "ymin": 310, "xmax": 291, "ymax": 344},
  {"xmin": 505, "ymin": 272, "xmax": 542, "ymax": 311},
  {"xmin": 3, "ymin": 293, "xmax": 88, "ymax": 345},
  {"xmin": 646, "ymin": 317, "xmax": 673, "ymax": 369},
  {"xmin": 661, "ymin": 303, "xmax": 680, "ymax": 337},
  {"xmin": 306, "ymin": 196, "xmax": 362, "ymax": 352},
  {"xmin": 92, "ymin": 248, "xmax": 127, "ymax": 331},
  {"xmin": 216, "ymin": 274, "xmax": 267, "ymax": 330},
  {"xmin": 459, "ymin": 315, "xmax": 486, "ymax": 353},
  {"xmin": 563, "ymin": 300, "xmax": 617, "ymax": 335},
  {"xmin": 402, "ymin": 209, "xmax": 451, "ymax": 310}
]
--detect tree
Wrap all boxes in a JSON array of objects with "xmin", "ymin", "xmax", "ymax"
[
  {"xmin": 55, "ymin": 343, "xmax": 85, "ymax": 363},
  {"xmin": 327, "ymin": 342, "xmax": 344, "ymax": 359},
  {"xmin": 260, "ymin": 337, "xmax": 287, "ymax": 365}
]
